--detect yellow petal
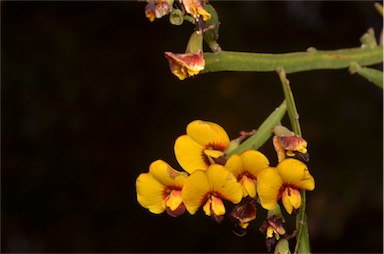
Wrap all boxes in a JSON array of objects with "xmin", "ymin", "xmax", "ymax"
[
  {"xmin": 266, "ymin": 226, "xmax": 274, "ymax": 238},
  {"xmin": 225, "ymin": 154, "xmax": 244, "ymax": 178},
  {"xmin": 165, "ymin": 190, "xmax": 183, "ymax": 211},
  {"xmin": 239, "ymin": 175, "xmax": 256, "ymax": 198},
  {"xmin": 183, "ymin": 0, "xmax": 211, "ymax": 21},
  {"xmin": 182, "ymin": 170, "xmax": 210, "ymax": 214},
  {"xmin": 273, "ymin": 136, "xmax": 287, "ymax": 162},
  {"xmin": 204, "ymin": 149, "xmax": 224, "ymax": 159},
  {"xmin": 211, "ymin": 195, "xmax": 226, "ymax": 216},
  {"xmin": 206, "ymin": 164, "xmax": 243, "ymax": 204},
  {"xmin": 136, "ymin": 173, "xmax": 167, "ymax": 214},
  {"xmin": 277, "ymin": 159, "xmax": 315, "ymax": 191},
  {"xmin": 257, "ymin": 167, "xmax": 283, "ymax": 210},
  {"xmin": 281, "ymin": 187, "xmax": 301, "ymax": 214},
  {"xmin": 174, "ymin": 135, "xmax": 208, "ymax": 174},
  {"xmin": 186, "ymin": 120, "xmax": 230, "ymax": 150},
  {"xmin": 203, "ymin": 198, "xmax": 212, "ymax": 216},
  {"xmin": 241, "ymin": 150, "xmax": 270, "ymax": 179},
  {"xmin": 149, "ymin": 160, "xmax": 188, "ymax": 187}
]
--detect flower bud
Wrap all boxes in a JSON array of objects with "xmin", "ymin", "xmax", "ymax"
[
  {"xmin": 169, "ymin": 8, "xmax": 184, "ymax": 25},
  {"xmin": 186, "ymin": 31, "xmax": 203, "ymax": 54},
  {"xmin": 274, "ymin": 238, "xmax": 291, "ymax": 254}
]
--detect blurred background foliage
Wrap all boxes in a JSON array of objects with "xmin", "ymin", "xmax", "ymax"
[{"xmin": 2, "ymin": 1, "xmax": 383, "ymax": 252}]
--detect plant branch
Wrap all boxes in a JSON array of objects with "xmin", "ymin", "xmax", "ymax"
[
  {"xmin": 226, "ymin": 100, "xmax": 287, "ymax": 158},
  {"xmin": 203, "ymin": 47, "xmax": 382, "ymax": 74}
]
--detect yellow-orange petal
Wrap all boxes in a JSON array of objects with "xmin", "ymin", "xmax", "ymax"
[
  {"xmin": 182, "ymin": 169, "xmax": 210, "ymax": 214},
  {"xmin": 204, "ymin": 149, "xmax": 224, "ymax": 159},
  {"xmin": 241, "ymin": 150, "xmax": 270, "ymax": 179},
  {"xmin": 277, "ymin": 159, "xmax": 315, "ymax": 191},
  {"xmin": 239, "ymin": 175, "xmax": 256, "ymax": 198},
  {"xmin": 149, "ymin": 160, "xmax": 188, "ymax": 187},
  {"xmin": 266, "ymin": 226, "xmax": 275, "ymax": 239},
  {"xmin": 186, "ymin": 120, "xmax": 230, "ymax": 150},
  {"xmin": 281, "ymin": 187, "xmax": 301, "ymax": 214},
  {"xmin": 257, "ymin": 167, "xmax": 284, "ymax": 210},
  {"xmin": 211, "ymin": 195, "xmax": 226, "ymax": 216},
  {"xmin": 165, "ymin": 190, "xmax": 184, "ymax": 211},
  {"xmin": 206, "ymin": 164, "xmax": 243, "ymax": 204},
  {"xmin": 202, "ymin": 198, "xmax": 212, "ymax": 216},
  {"xmin": 136, "ymin": 172, "xmax": 167, "ymax": 214},
  {"xmin": 174, "ymin": 135, "xmax": 208, "ymax": 173}
]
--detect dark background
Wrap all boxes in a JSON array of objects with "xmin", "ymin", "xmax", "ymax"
[{"xmin": 2, "ymin": 1, "xmax": 383, "ymax": 253}]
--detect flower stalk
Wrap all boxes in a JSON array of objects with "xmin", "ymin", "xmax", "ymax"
[{"xmin": 277, "ymin": 69, "xmax": 309, "ymax": 254}]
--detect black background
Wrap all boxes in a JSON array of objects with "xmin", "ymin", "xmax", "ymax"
[{"xmin": 2, "ymin": 1, "xmax": 383, "ymax": 252}]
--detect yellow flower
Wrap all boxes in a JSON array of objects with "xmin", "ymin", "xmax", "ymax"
[
  {"xmin": 181, "ymin": 164, "xmax": 243, "ymax": 222},
  {"xmin": 136, "ymin": 160, "xmax": 188, "ymax": 216},
  {"xmin": 225, "ymin": 150, "xmax": 270, "ymax": 198},
  {"xmin": 164, "ymin": 51, "xmax": 205, "ymax": 80},
  {"xmin": 257, "ymin": 158, "xmax": 315, "ymax": 214},
  {"xmin": 182, "ymin": 0, "xmax": 211, "ymax": 21},
  {"xmin": 174, "ymin": 120, "xmax": 230, "ymax": 174}
]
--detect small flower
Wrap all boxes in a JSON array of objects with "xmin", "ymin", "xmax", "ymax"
[
  {"xmin": 136, "ymin": 160, "xmax": 188, "ymax": 216},
  {"xmin": 225, "ymin": 150, "xmax": 270, "ymax": 198},
  {"xmin": 260, "ymin": 204, "xmax": 287, "ymax": 252},
  {"xmin": 164, "ymin": 51, "xmax": 205, "ymax": 80},
  {"xmin": 229, "ymin": 197, "xmax": 257, "ymax": 234},
  {"xmin": 145, "ymin": 0, "xmax": 173, "ymax": 22},
  {"xmin": 174, "ymin": 120, "xmax": 230, "ymax": 174},
  {"xmin": 273, "ymin": 125, "xmax": 309, "ymax": 162},
  {"xmin": 182, "ymin": 0, "xmax": 211, "ymax": 21},
  {"xmin": 257, "ymin": 158, "xmax": 315, "ymax": 214},
  {"xmin": 181, "ymin": 164, "xmax": 243, "ymax": 223},
  {"xmin": 164, "ymin": 31, "xmax": 205, "ymax": 80}
]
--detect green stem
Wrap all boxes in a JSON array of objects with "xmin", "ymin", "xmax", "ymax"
[
  {"xmin": 203, "ymin": 47, "xmax": 383, "ymax": 74},
  {"xmin": 277, "ymin": 69, "xmax": 309, "ymax": 254},
  {"xmin": 226, "ymin": 100, "xmax": 287, "ymax": 157}
]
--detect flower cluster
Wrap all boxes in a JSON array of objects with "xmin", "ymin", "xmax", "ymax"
[
  {"xmin": 135, "ymin": 120, "xmax": 315, "ymax": 246},
  {"xmin": 142, "ymin": 0, "xmax": 221, "ymax": 80}
]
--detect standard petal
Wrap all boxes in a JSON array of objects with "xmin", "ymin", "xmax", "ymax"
[
  {"xmin": 149, "ymin": 160, "xmax": 188, "ymax": 188},
  {"xmin": 277, "ymin": 159, "xmax": 315, "ymax": 191},
  {"xmin": 136, "ymin": 173, "xmax": 167, "ymax": 214},
  {"xmin": 174, "ymin": 135, "xmax": 208, "ymax": 173},
  {"xmin": 182, "ymin": 170, "xmax": 210, "ymax": 214},
  {"xmin": 186, "ymin": 120, "xmax": 230, "ymax": 150},
  {"xmin": 257, "ymin": 167, "xmax": 283, "ymax": 210},
  {"xmin": 206, "ymin": 164, "xmax": 243, "ymax": 204},
  {"xmin": 241, "ymin": 150, "xmax": 270, "ymax": 179}
]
